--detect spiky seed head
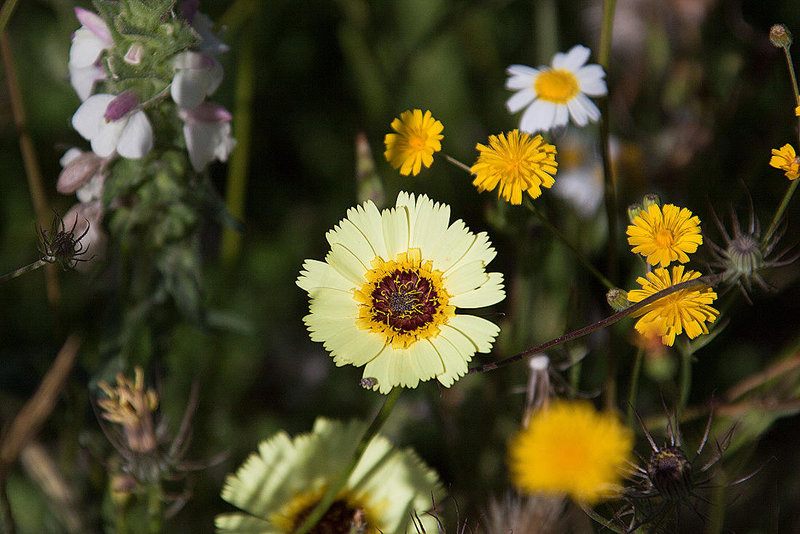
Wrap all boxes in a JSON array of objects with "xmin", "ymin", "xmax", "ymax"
[{"xmin": 770, "ymin": 24, "xmax": 793, "ymax": 48}]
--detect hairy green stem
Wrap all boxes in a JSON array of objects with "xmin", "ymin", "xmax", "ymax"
[
  {"xmin": 0, "ymin": 259, "xmax": 47, "ymax": 283},
  {"xmin": 677, "ymin": 343, "xmax": 695, "ymax": 418},
  {"xmin": 524, "ymin": 201, "xmax": 614, "ymax": 290},
  {"xmin": 0, "ymin": 0, "xmax": 21, "ymax": 36},
  {"xmin": 469, "ymin": 274, "xmax": 721, "ymax": 374},
  {"xmin": 292, "ymin": 388, "xmax": 402, "ymax": 534},
  {"xmin": 443, "ymin": 153, "xmax": 473, "ymax": 174}
]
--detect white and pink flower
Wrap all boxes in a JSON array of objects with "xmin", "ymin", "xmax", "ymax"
[
  {"xmin": 68, "ymin": 7, "xmax": 113, "ymax": 100},
  {"xmin": 179, "ymin": 102, "xmax": 236, "ymax": 171},
  {"xmin": 72, "ymin": 92, "xmax": 154, "ymax": 159}
]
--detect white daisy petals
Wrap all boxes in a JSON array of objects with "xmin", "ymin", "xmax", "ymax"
[{"xmin": 506, "ymin": 44, "xmax": 607, "ymax": 133}]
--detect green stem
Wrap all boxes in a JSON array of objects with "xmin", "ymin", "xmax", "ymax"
[
  {"xmin": 443, "ymin": 153, "xmax": 473, "ymax": 174},
  {"xmin": 677, "ymin": 343, "xmax": 694, "ymax": 417},
  {"xmin": 147, "ymin": 482, "xmax": 162, "ymax": 534},
  {"xmin": 221, "ymin": 1, "xmax": 259, "ymax": 268},
  {"xmin": 0, "ymin": 0, "xmax": 21, "ymax": 36},
  {"xmin": 292, "ymin": 388, "xmax": 402, "ymax": 534},
  {"xmin": 0, "ymin": 259, "xmax": 47, "ymax": 283},
  {"xmin": 524, "ymin": 200, "xmax": 615, "ymax": 290},
  {"xmin": 782, "ymin": 45, "xmax": 800, "ymax": 107},
  {"xmin": 597, "ymin": 0, "xmax": 618, "ymax": 288},
  {"xmin": 626, "ymin": 348, "xmax": 644, "ymax": 427},
  {"xmin": 469, "ymin": 274, "xmax": 722, "ymax": 374},
  {"xmin": 579, "ymin": 503, "xmax": 625, "ymax": 534},
  {"xmin": 762, "ymin": 178, "xmax": 799, "ymax": 250}
]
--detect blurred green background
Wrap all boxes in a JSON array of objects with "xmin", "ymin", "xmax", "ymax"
[{"xmin": 1, "ymin": 0, "xmax": 800, "ymax": 532}]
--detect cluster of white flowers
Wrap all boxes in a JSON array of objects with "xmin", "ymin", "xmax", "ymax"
[
  {"xmin": 67, "ymin": 3, "xmax": 235, "ymax": 171},
  {"xmin": 58, "ymin": 2, "xmax": 237, "ymax": 264}
]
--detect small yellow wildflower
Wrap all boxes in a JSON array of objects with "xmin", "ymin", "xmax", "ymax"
[
  {"xmin": 508, "ymin": 400, "xmax": 633, "ymax": 504},
  {"xmin": 769, "ymin": 143, "xmax": 800, "ymax": 180},
  {"xmin": 627, "ymin": 204, "xmax": 703, "ymax": 267},
  {"xmin": 627, "ymin": 265, "xmax": 719, "ymax": 347},
  {"xmin": 383, "ymin": 109, "xmax": 443, "ymax": 176},
  {"xmin": 471, "ymin": 129, "xmax": 558, "ymax": 205},
  {"xmin": 794, "ymin": 105, "xmax": 800, "ymax": 117}
]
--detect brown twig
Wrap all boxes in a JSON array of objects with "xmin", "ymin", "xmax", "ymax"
[
  {"xmin": 469, "ymin": 275, "xmax": 721, "ymax": 374},
  {"xmin": 0, "ymin": 335, "xmax": 81, "ymax": 531},
  {"xmin": 0, "ymin": 31, "xmax": 60, "ymax": 307}
]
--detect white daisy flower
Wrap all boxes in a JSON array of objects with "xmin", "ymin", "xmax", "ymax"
[
  {"xmin": 297, "ymin": 192, "xmax": 505, "ymax": 394},
  {"xmin": 506, "ymin": 44, "xmax": 607, "ymax": 133},
  {"xmin": 215, "ymin": 418, "xmax": 443, "ymax": 534}
]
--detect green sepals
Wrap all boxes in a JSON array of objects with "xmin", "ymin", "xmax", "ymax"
[{"xmin": 119, "ymin": 0, "xmax": 178, "ymax": 34}]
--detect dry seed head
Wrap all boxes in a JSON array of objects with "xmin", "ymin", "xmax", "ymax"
[{"xmin": 770, "ymin": 24, "xmax": 793, "ymax": 48}]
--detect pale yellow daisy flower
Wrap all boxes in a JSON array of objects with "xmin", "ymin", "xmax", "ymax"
[
  {"xmin": 216, "ymin": 418, "xmax": 442, "ymax": 533},
  {"xmin": 297, "ymin": 192, "xmax": 505, "ymax": 393}
]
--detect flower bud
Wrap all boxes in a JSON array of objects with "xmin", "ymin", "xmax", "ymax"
[
  {"xmin": 647, "ymin": 447, "xmax": 693, "ymax": 500},
  {"xmin": 606, "ymin": 288, "xmax": 630, "ymax": 311},
  {"xmin": 57, "ymin": 150, "xmax": 104, "ymax": 194},
  {"xmin": 627, "ymin": 203, "xmax": 643, "ymax": 223},
  {"xmin": 104, "ymin": 90, "xmax": 139, "ymax": 121},
  {"xmin": 770, "ymin": 24, "xmax": 793, "ymax": 48},
  {"xmin": 641, "ymin": 193, "xmax": 661, "ymax": 210}
]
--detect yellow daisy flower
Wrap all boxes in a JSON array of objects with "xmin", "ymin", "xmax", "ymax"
[
  {"xmin": 627, "ymin": 265, "xmax": 719, "ymax": 347},
  {"xmin": 769, "ymin": 143, "xmax": 800, "ymax": 180},
  {"xmin": 627, "ymin": 204, "xmax": 703, "ymax": 267},
  {"xmin": 216, "ymin": 418, "xmax": 443, "ymax": 534},
  {"xmin": 383, "ymin": 109, "xmax": 443, "ymax": 176},
  {"xmin": 508, "ymin": 401, "xmax": 633, "ymax": 504},
  {"xmin": 297, "ymin": 192, "xmax": 505, "ymax": 394},
  {"xmin": 470, "ymin": 129, "xmax": 558, "ymax": 205}
]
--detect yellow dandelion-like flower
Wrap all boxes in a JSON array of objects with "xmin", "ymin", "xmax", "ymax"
[
  {"xmin": 383, "ymin": 109, "xmax": 443, "ymax": 176},
  {"xmin": 297, "ymin": 192, "xmax": 505, "ymax": 393},
  {"xmin": 470, "ymin": 129, "xmax": 558, "ymax": 205},
  {"xmin": 627, "ymin": 204, "xmax": 703, "ymax": 267},
  {"xmin": 769, "ymin": 143, "xmax": 800, "ymax": 180},
  {"xmin": 795, "ymin": 105, "xmax": 800, "ymax": 117},
  {"xmin": 627, "ymin": 265, "xmax": 719, "ymax": 347},
  {"xmin": 216, "ymin": 418, "xmax": 443, "ymax": 533},
  {"xmin": 508, "ymin": 401, "xmax": 633, "ymax": 504}
]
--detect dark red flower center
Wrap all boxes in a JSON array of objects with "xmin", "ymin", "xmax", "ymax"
[{"xmin": 370, "ymin": 269, "xmax": 440, "ymax": 332}]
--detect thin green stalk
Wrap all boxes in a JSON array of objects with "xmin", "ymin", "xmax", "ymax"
[
  {"xmin": 597, "ymin": 0, "xmax": 618, "ymax": 287},
  {"xmin": 762, "ymin": 178, "xmax": 799, "ymax": 250},
  {"xmin": 292, "ymin": 388, "xmax": 402, "ymax": 534},
  {"xmin": 524, "ymin": 200, "xmax": 614, "ymax": 290},
  {"xmin": 677, "ymin": 343, "xmax": 694, "ymax": 418},
  {"xmin": 443, "ymin": 153, "xmax": 472, "ymax": 174},
  {"xmin": 579, "ymin": 503, "xmax": 625, "ymax": 534},
  {"xmin": 147, "ymin": 482, "xmax": 163, "ymax": 534},
  {"xmin": 221, "ymin": 0, "xmax": 259, "ymax": 267},
  {"xmin": 0, "ymin": 0, "xmax": 21, "ymax": 37},
  {"xmin": 0, "ymin": 259, "xmax": 47, "ymax": 283},
  {"xmin": 470, "ymin": 274, "xmax": 722, "ymax": 374},
  {"xmin": 626, "ymin": 348, "xmax": 644, "ymax": 427},
  {"xmin": 781, "ymin": 45, "xmax": 800, "ymax": 107}
]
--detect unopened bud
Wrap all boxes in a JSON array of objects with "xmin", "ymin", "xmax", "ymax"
[
  {"xmin": 770, "ymin": 24, "xmax": 793, "ymax": 48},
  {"xmin": 641, "ymin": 193, "xmax": 661, "ymax": 210},
  {"xmin": 104, "ymin": 90, "xmax": 139, "ymax": 121},
  {"xmin": 360, "ymin": 377, "xmax": 378, "ymax": 389},
  {"xmin": 627, "ymin": 203, "xmax": 643, "ymax": 223},
  {"xmin": 607, "ymin": 288, "xmax": 630, "ymax": 311},
  {"xmin": 57, "ymin": 151, "xmax": 104, "ymax": 194},
  {"xmin": 647, "ymin": 447, "xmax": 693, "ymax": 500}
]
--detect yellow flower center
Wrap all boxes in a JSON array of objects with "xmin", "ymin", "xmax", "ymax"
[
  {"xmin": 407, "ymin": 132, "xmax": 427, "ymax": 151},
  {"xmin": 655, "ymin": 228, "xmax": 675, "ymax": 248},
  {"xmin": 354, "ymin": 249, "xmax": 454, "ymax": 349},
  {"xmin": 271, "ymin": 487, "xmax": 378, "ymax": 534},
  {"xmin": 534, "ymin": 69, "xmax": 580, "ymax": 104}
]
